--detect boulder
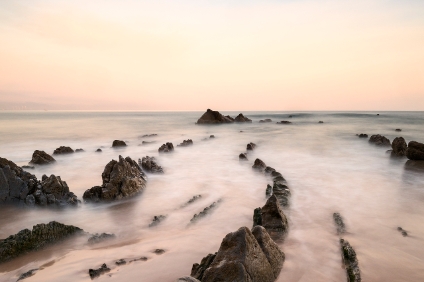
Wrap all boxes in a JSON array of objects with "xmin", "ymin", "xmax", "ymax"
[
  {"xmin": 252, "ymin": 159, "xmax": 267, "ymax": 171},
  {"xmin": 234, "ymin": 113, "xmax": 252, "ymax": 123},
  {"xmin": 178, "ymin": 139, "xmax": 194, "ymax": 147},
  {"xmin": 75, "ymin": 148, "xmax": 84, "ymax": 152},
  {"xmin": 246, "ymin": 142, "xmax": 256, "ymax": 151},
  {"xmin": 139, "ymin": 156, "xmax": 164, "ymax": 174},
  {"xmin": 276, "ymin": 121, "xmax": 291, "ymax": 124},
  {"xmin": 369, "ymin": 134, "xmax": 391, "ymax": 146},
  {"xmin": 29, "ymin": 150, "xmax": 56, "ymax": 165},
  {"xmin": 112, "ymin": 140, "xmax": 127, "ymax": 147},
  {"xmin": 259, "ymin": 119, "xmax": 272, "ymax": 123},
  {"xmin": 53, "ymin": 146, "xmax": 74, "ymax": 155},
  {"xmin": 83, "ymin": 156, "xmax": 146, "ymax": 202},
  {"xmin": 391, "ymin": 137, "xmax": 407, "ymax": 157},
  {"xmin": 333, "ymin": 213, "xmax": 346, "ymax": 234},
  {"xmin": 0, "ymin": 221, "xmax": 83, "ymax": 263},
  {"xmin": 239, "ymin": 153, "xmax": 248, "ymax": 161},
  {"xmin": 357, "ymin": 134, "xmax": 368, "ymax": 138},
  {"xmin": 259, "ymin": 195, "xmax": 289, "ymax": 241},
  {"xmin": 406, "ymin": 141, "xmax": 424, "ymax": 161},
  {"xmin": 159, "ymin": 143, "xmax": 174, "ymax": 153},
  {"xmin": 253, "ymin": 207, "xmax": 262, "ymax": 227},
  {"xmin": 196, "ymin": 109, "xmax": 234, "ymax": 124},
  {"xmin": 209, "ymin": 135, "xmax": 215, "ymax": 138},
  {"xmin": 340, "ymin": 239, "xmax": 361, "ymax": 282},
  {"xmin": 96, "ymin": 148, "xmax": 102, "ymax": 152}
]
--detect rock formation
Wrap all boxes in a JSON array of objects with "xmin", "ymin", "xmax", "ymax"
[
  {"xmin": 391, "ymin": 137, "xmax": 407, "ymax": 157},
  {"xmin": 112, "ymin": 140, "xmax": 127, "ymax": 147},
  {"xmin": 53, "ymin": 146, "xmax": 74, "ymax": 154},
  {"xmin": 178, "ymin": 139, "xmax": 194, "ymax": 147},
  {"xmin": 190, "ymin": 201, "xmax": 220, "ymax": 223},
  {"xmin": 333, "ymin": 213, "xmax": 346, "ymax": 234},
  {"xmin": 88, "ymin": 233, "xmax": 115, "ymax": 244},
  {"xmin": 259, "ymin": 119, "xmax": 272, "ymax": 123},
  {"xmin": 340, "ymin": 239, "xmax": 361, "ymax": 282},
  {"xmin": 276, "ymin": 121, "xmax": 291, "ymax": 124},
  {"xmin": 83, "ymin": 156, "xmax": 146, "ymax": 202},
  {"xmin": 247, "ymin": 142, "xmax": 256, "ymax": 151},
  {"xmin": 252, "ymin": 158, "xmax": 267, "ymax": 171},
  {"xmin": 158, "ymin": 142, "xmax": 174, "ymax": 153},
  {"xmin": 29, "ymin": 150, "xmax": 55, "ymax": 165},
  {"xmin": 357, "ymin": 134, "xmax": 368, "ymax": 138},
  {"xmin": 369, "ymin": 134, "xmax": 391, "ymax": 146},
  {"xmin": 196, "ymin": 109, "xmax": 234, "ymax": 124},
  {"xmin": 254, "ymin": 195, "xmax": 289, "ymax": 241},
  {"xmin": 239, "ymin": 153, "xmax": 248, "ymax": 161},
  {"xmin": 139, "ymin": 156, "xmax": 164, "ymax": 174},
  {"xmin": 234, "ymin": 113, "xmax": 252, "ymax": 123},
  {"xmin": 406, "ymin": 141, "xmax": 424, "ymax": 161},
  {"xmin": 89, "ymin": 263, "xmax": 110, "ymax": 279}
]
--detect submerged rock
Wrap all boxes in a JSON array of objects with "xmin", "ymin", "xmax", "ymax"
[
  {"xmin": 83, "ymin": 156, "xmax": 146, "ymax": 202},
  {"xmin": 181, "ymin": 195, "xmax": 202, "ymax": 208},
  {"xmin": 95, "ymin": 148, "xmax": 102, "ymax": 152},
  {"xmin": 141, "ymin": 134, "xmax": 158, "ymax": 138},
  {"xmin": 276, "ymin": 121, "xmax": 291, "ymax": 124},
  {"xmin": 153, "ymin": 249, "xmax": 166, "ymax": 255},
  {"xmin": 112, "ymin": 140, "xmax": 127, "ymax": 147},
  {"xmin": 333, "ymin": 213, "xmax": 346, "ymax": 234},
  {"xmin": 406, "ymin": 141, "xmax": 424, "ymax": 161},
  {"xmin": 88, "ymin": 233, "xmax": 116, "ymax": 244},
  {"xmin": 88, "ymin": 263, "xmax": 110, "ymax": 279},
  {"xmin": 149, "ymin": 215, "xmax": 167, "ymax": 227},
  {"xmin": 369, "ymin": 134, "xmax": 391, "ymax": 146},
  {"xmin": 158, "ymin": 142, "xmax": 174, "ymax": 153},
  {"xmin": 252, "ymin": 158, "xmax": 267, "ymax": 172},
  {"xmin": 272, "ymin": 182, "xmax": 290, "ymax": 207},
  {"xmin": 318, "ymin": 121, "xmax": 324, "ymax": 123},
  {"xmin": 178, "ymin": 139, "xmax": 194, "ymax": 147},
  {"xmin": 196, "ymin": 109, "xmax": 234, "ymax": 124},
  {"xmin": 259, "ymin": 119, "xmax": 272, "ymax": 123},
  {"xmin": 139, "ymin": 156, "xmax": 164, "ymax": 174},
  {"xmin": 357, "ymin": 134, "xmax": 368, "ymax": 138},
  {"xmin": 404, "ymin": 160, "xmax": 424, "ymax": 172},
  {"xmin": 190, "ymin": 201, "xmax": 220, "ymax": 223},
  {"xmin": 234, "ymin": 113, "xmax": 252, "ymax": 123},
  {"xmin": 391, "ymin": 137, "xmax": 407, "ymax": 157},
  {"xmin": 340, "ymin": 239, "xmax": 361, "ymax": 282},
  {"xmin": 395, "ymin": 129, "xmax": 402, "ymax": 132},
  {"xmin": 75, "ymin": 148, "xmax": 84, "ymax": 152},
  {"xmin": 53, "ymin": 146, "xmax": 74, "ymax": 155},
  {"xmin": 17, "ymin": 269, "xmax": 39, "ymax": 281},
  {"xmin": 246, "ymin": 142, "xmax": 256, "ymax": 151},
  {"xmin": 22, "ymin": 165, "xmax": 34, "ymax": 169},
  {"xmin": 239, "ymin": 153, "xmax": 248, "ymax": 161},
  {"xmin": 209, "ymin": 135, "xmax": 215, "ymax": 138},
  {"xmin": 29, "ymin": 150, "xmax": 56, "ymax": 165},
  {"xmin": 0, "ymin": 221, "xmax": 83, "ymax": 263},
  {"xmin": 115, "ymin": 259, "xmax": 127, "ymax": 265},
  {"xmin": 258, "ymin": 195, "xmax": 289, "ymax": 241}
]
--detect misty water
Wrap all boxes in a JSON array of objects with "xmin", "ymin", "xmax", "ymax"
[{"xmin": 0, "ymin": 111, "xmax": 424, "ymax": 282}]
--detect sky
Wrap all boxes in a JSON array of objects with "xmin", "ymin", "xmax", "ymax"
[{"xmin": 0, "ymin": 0, "xmax": 423, "ymax": 111}]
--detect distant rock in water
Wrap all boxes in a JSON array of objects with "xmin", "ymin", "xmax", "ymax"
[
  {"xmin": 53, "ymin": 146, "xmax": 74, "ymax": 155},
  {"xmin": 234, "ymin": 113, "xmax": 252, "ymax": 123},
  {"xmin": 181, "ymin": 195, "xmax": 202, "ymax": 208},
  {"xmin": 406, "ymin": 141, "xmax": 424, "ymax": 161},
  {"xmin": 252, "ymin": 158, "xmax": 267, "ymax": 172},
  {"xmin": 190, "ymin": 201, "xmax": 220, "ymax": 223},
  {"xmin": 141, "ymin": 141, "xmax": 156, "ymax": 145},
  {"xmin": 158, "ymin": 142, "xmax": 174, "ymax": 153},
  {"xmin": 369, "ymin": 134, "xmax": 391, "ymax": 146},
  {"xmin": 318, "ymin": 121, "xmax": 324, "ymax": 123},
  {"xmin": 178, "ymin": 139, "xmax": 194, "ymax": 147},
  {"xmin": 209, "ymin": 135, "xmax": 215, "ymax": 138},
  {"xmin": 75, "ymin": 148, "xmax": 84, "ymax": 152},
  {"xmin": 0, "ymin": 221, "xmax": 83, "ymax": 263},
  {"xmin": 246, "ymin": 142, "xmax": 256, "ymax": 151},
  {"xmin": 22, "ymin": 165, "xmax": 34, "ymax": 169},
  {"xmin": 255, "ymin": 195, "xmax": 289, "ymax": 241},
  {"xmin": 404, "ymin": 160, "xmax": 424, "ymax": 172},
  {"xmin": 239, "ymin": 153, "xmax": 248, "ymax": 161},
  {"xmin": 333, "ymin": 212, "xmax": 346, "ymax": 234},
  {"xmin": 153, "ymin": 249, "xmax": 166, "ymax": 255},
  {"xmin": 88, "ymin": 263, "xmax": 110, "ymax": 279},
  {"xmin": 139, "ymin": 156, "xmax": 164, "ymax": 174},
  {"xmin": 141, "ymin": 134, "xmax": 158, "ymax": 138},
  {"xmin": 96, "ymin": 148, "xmax": 102, "ymax": 152},
  {"xmin": 82, "ymin": 156, "xmax": 146, "ymax": 202},
  {"xmin": 276, "ymin": 121, "xmax": 291, "ymax": 124},
  {"xmin": 17, "ymin": 268, "xmax": 39, "ymax": 281},
  {"xmin": 340, "ymin": 239, "xmax": 361, "ymax": 282},
  {"xmin": 357, "ymin": 134, "xmax": 368, "ymax": 138},
  {"xmin": 88, "ymin": 233, "xmax": 115, "ymax": 244},
  {"xmin": 259, "ymin": 119, "xmax": 272, "ymax": 123},
  {"xmin": 391, "ymin": 137, "xmax": 407, "ymax": 157},
  {"xmin": 196, "ymin": 109, "xmax": 234, "ymax": 124},
  {"xmin": 149, "ymin": 215, "xmax": 167, "ymax": 227},
  {"xmin": 29, "ymin": 150, "xmax": 56, "ymax": 165},
  {"xmin": 112, "ymin": 140, "xmax": 127, "ymax": 147},
  {"xmin": 395, "ymin": 129, "xmax": 402, "ymax": 132}
]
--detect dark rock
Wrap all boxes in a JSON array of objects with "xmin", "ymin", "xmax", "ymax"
[
  {"xmin": 272, "ymin": 182, "xmax": 290, "ymax": 207},
  {"xmin": 141, "ymin": 141, "xmax": 156, "ymax": 145},
  {"xmin": 266, "ymin": 184, "xmax": 272, "ymax": 198},
  {"xmin": 288, "ymin": 115, "xmax": 293, "ymax": 118},
  {"xmin": 318, "ymin": 121, "xmax": 324, "ymax": 123},
  {"xmin": 401, "ymin": 231, "xmax": 408, "ymax": 237},
  {"xmin": 276, "ymin": 121, "xmax": 291, "ymax": 124},
  {"xmin": 225, "ymin": 115, "xmax": 235, "ymax": 122},
  {"xmin": 260, "ymin": 195, "xmax": 289, "ymax": 241},
  {"xmin": 115, "ymin": 259, "xmax": 126, "ymax": 265},
  {"xmin": 17, "ymin": 269, "xmax": 39, "ymax": 281},
  {"xmin": 181, "ymin": 195, "xmax": 202, "ymax": 208},
  {"xmin": 196, "ymin": 109, "xmax": 234, "ymax": 124},
  {"xmin": 253, "ymin": 207, "xmax": 262, "ymax": 227},
  {"xmin": 369, "ymin": 134, "xmax": 391, "ymax": 146},
  {"xmin": 42, "ymin": 174, "xmax": 48, "ymax": 181},
  {"xmin": 42, "ymin": 175, "xmax": 69, "ymax": 200},
  {"xmin": 340, "ymin": 239, "xmax": 361, "ymax": 282},
  {"xmin": 75, "ymin": 148, "xmax": 84, "ymax": 152},
  {"xmin": 395, "ymin": 129, "xmax": 402, "ymax": 132},
  {"xmin": 234, "ymin": 113, "xmax": 252, "ymax": 123},
  {"xmin": 139, "ymin": 156, "xmax": 164, "ymax": 174},
  {"xmin": 404, "ymin": 160, "xmax": 424, "ymax": 172},
  {"xmin": 158, "ymin": 142, "xmax": 174, "ymax": 153},
  {"xmin": 29, "ymin": 150, "xmax": 56, "ymax": 165},
  {"xmin": 391, "ymin": 137, "xmax": 407, "ymax": 157},
  {"xmin": 191, "ymin": 253, "xmax": 217, "ymax": 280},
  {"xmin": 129, "ymin": 256, "xmax": 148, "ymax": 263},
  {"xmin": 112, "ymin": 140, "xmax": 127, "ymax": 147},
  {"xmin": 89, "ymin": 263, "xmax": 110, "ymax": 279},
  {"xmin": 264, "ymin": 166, "xmax": 276, "ymax": 174},
  {"xmin": 357, "ymin": 134, "xmax": 368, "ymax": 138},
  {"xmin": 239, "ymin": 153, "xmax": 248, "ymax": 161},
  {"xmin": 271, "ymin": 171, "xmax": 282, "ymax": 178},
  {"xmin": 259, "ymin": 119, "xmax": 272, "ymax": 123},
  {"xmin": 377, "ymin": 114, "xmax": 380, "ymax": 116},
  {"xmin": 83, "ymin": 156, "xmax": 146, "ymax": 202},
  {"xmin": 153, "ymin": 249, "xmax": 166, "ymax": 255},
  {"xmin": 246, "ymin": 142, "xmax": 256, "ymax": 151},
  {"xmin": 201, "ymin": 226, "xmax": 284, "ymax": 282},
  {"xmin": 178, "ymin": 139, "xmax": 194, "ymax": 147},
  {"xmin": 209, "ymin": 135, "xmax": 215, "ymax": 138},
  {"xmin": 22, "ymin": 166, "xmax": 34, "ymax": 169},
  {"xmin": 141, "ymin": 134, "xmax": 157, "ymax": 138},
  {"xmin": 88, "ymin": 233, "xmax": 115, "ymax": 244},
  {"xmin": 0, "ymin": 221, "xmax": 83, "ymax": 263},
  {"xmin": 25, "ymin": 195, "xmax": 35, "ymax": 206},
  {"xmin": 333, "ymin": 213, "xmax": 346, "ymax": 234},
  {"xmin": 149, "ymin": 215, "xmax": 167, "ymax": 227},
  {"xmin": 406, "ymin": 141, "xmax": 424, "ymax": 161},
  {"xmin": 252, "ymin": 158, "xmax": 267, "ymax": 172},
  {"xmin": 178, "ymin": 276, "xmax": 201, "ymax": 282},
  {"xmin": 190, "ymin": 201, "xmax": 220, "ymax": 223},
  {"xmin": 95, "ymin": 149, "xmax": 102, "ymax": 152},
  {"xmin": 53, "ymin": 146, "xmax": 74, "ymax": 155}
]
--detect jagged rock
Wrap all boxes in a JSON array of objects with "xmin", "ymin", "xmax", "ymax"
[
  {"xmin": 272, "ymin": 182, "xmax": 290, "ymax": 207},
  {"xmin": 29, "ymin": 150, "xmax": 55, "ymax": 165},
  {"xmin": 259, "ymin": 119, "xmax": 272, "ymax": 123},
  {"xmin": 369, "ymin": 134, "xmax": 391, "ymax": 146},
  {"xmin": 252, "ymin": 159, "xmax": 267, "ymax": 172},
  {"xmin": 53, "ymin": 146, "xmax": 74, "ymax": 155},
  {"xmin": 0, "ymin": 221, "xmax": 83, "ymax": 263},
  {"xmin": 139, "ymin": 156, "xmax": 164, "ymax": 174},
  {"xmin": 253, "ymin": 207, "xmax": 262, "ymax": 227},
  {"xmin": 276, "ymin": 121, "xmax": 291, "ymax": 124},
  {"xmin": 88, "ymin": 263, "xmax": 110, "ymax": 279},
  {"xmin": 158, "ymin": 143, "xmax": 174, "ymax": 153},
  {"xmin": 260, "ymin": 195, "xmax": 289, "ymax": 241},
  {"xmin": 225, "ymin": 115, "xmax": 235, "ymax": 122},
  {"xmin": 88, "ymin": 233, "xmax": 115, "ymax": 244},
  {"xmin": 406, "ymin": 141, "xmax": 424, "ymax": 161},
  {"xmin": 333, "ymin": 213, "xmax": 346, "ymax": 234},
  {"xmin": 17, "ymin": 269, "xmax": 39, "ymax": 281},
  {"xmin": 391, "ymin": 137, "xmax": 407, "ymax": 157},
  {"xmin": 190, "ymin": 201, "xmax": 220, "ymax": 223},
  {"xmin": 340, "ymin": 239, "xmax": 361, "ymax": 282},
  {"xmin": 83, "ymin": 156, "xmax": 146, "ymax": 202},
  {"xmin": 318, "ymin": 121, "xmax": 324, "ymax": 123},
  {"xmin": 96, "ymin": 149, "xmax": 102, "ymax": 152},
  {"xmin": 178, "ymin": 277, "xmax": 201, "ymax": 282},
  {"xmin": 201, "ymin": 226, "xmax": 284, "ymax": 282},
  {"xmin": 149, "ymin": 215, "xmax": 167, "ymax": 227},
  {"xmin": 196, "ymin": 109, "xmax": 234, "ymax": 124},
  {"xmin": 115, "ymin": 259, "xmax": 126, "ymax": 265},
  {"xmin": 178, "ymin": 139, "xmax": 194, "ymax": 147},
  {"xmin": 239, "ymin": 153, "xmax": 248, "ymax": 161},
  {"xmin": 266, "ymin": 184, "xmax": 272, "ymax": 198},
  {"xmin": 181, "ymin": 195, "xmax": 202, "ymax": 208},
  {"xmin": 191, "ymin": 253, "xmax": 217, "ymax": 280},
  {"xmin": 75, "ymin": 148, "xmax": 84, "ymax": 152},
  {"xmin": 153, "ymin": 249, "xmax": 166, "ymax": 255},
  {"xmin": 395, "ymin": 129, "xmax": 402, "ymax": 132},
  {"xmin": 234, "ymin": 113, "xmax": 252, "ymax": 123},
  {"xmin": 264, "ymin": 166, "xmax": 275, "ymax": 174},
  {"xmin": 357, "ymin": 134, "xmax": 368, "ymax": 138},
  {"xmin": 247, "ymin": 142, "xmax": 256, "ymax": 151},
  {"xmin": 112, "ymin": 140, "xmax": 127, "ymax": 147}
]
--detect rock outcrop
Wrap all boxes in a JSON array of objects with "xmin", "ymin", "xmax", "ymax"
[
  {"xmin": 239, "ymin": 153, "xmax": 248, "ymax": 161},
  {"xmin": 53, "ymin": 146, "xmax": 74, "ymax": 155},
  {"xmin": 391, "ymin": 137, "xmax": 407, "ymax": 157},
  {"xmin": 333, "ymin": 213, "xmax": 346, "ymax": 234},
  {"xmin": 234, "ymin": 113, "xmax": 252, "ymax": 123},
  {"xmin": 158, "ymin": 143, "xmax": 174, "ymax": 153},
  {"xmin": 89, "ymin": 263, "xmax": 110, "ymax": 279},
  {"xmin": 357, "ymin": 134, "xmax": 368, "ymax": 138},
  {"xmin": 276, "ymin": 121, "xmax": 291, "ymax": 124},
  {"xmin": 88, "ymin": 233, "xmax": 115, "ymax": 244},
  {"xmin": 369, "ymin": 134, "xmax": 391, "ymax": 146},
  {"xmin": 0, "ymin": 221, "xmax": 83, "ymax": 263},
  {"xmin": 181, "ymin": 195, "xmax": 202, "ymax": 208},
  {"xmin": 112, "ymin": 140, "xmax": 127, "ymax": 147},
  {"xmin": 247, "ymin": 142, "xmax": 256, "ymax": 151},
  {"xmin": 29, "ymin": 150, "xmax": 55, "ymax": 165},
  {"xmin": 149, "ymin": 215, "xmax": 167, "ymax": 227},
  {"xmin": 190, "ymin": 201, "xmax": 220, "ymax": 223},
  {"xmin": 83, "ymin": 156, "xmax": 146, "ymax": 202},
  {"xmin": 406, "ymin": 141, "xmax": 424, "ymax": 161},
  {"xmin": 178, "ymin": 139, "xmax": 194, "ymax": 147},
  {"xmin": 191, "ymin": 253, "xmax": 217, "ymax": 280},
  {"xmin": 196, "ymin": 109, "xmax": 234, "ymax": 124},
  {"xmin": 340, "ymin": 239, "xmax": 361, "ymax": 282},
  {"xmin": 254, "ymin": 195, "xmax": 289, "ymax": 241},
  {"xmin": 139, "ymin": 156, "xmax": 164, "ymax": 174},
  {"xmin": 252, "ymin": 158, "xmax": 267, "ymax": 172}
]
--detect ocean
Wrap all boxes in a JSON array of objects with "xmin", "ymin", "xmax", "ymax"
[{"xmin": 0, "ymin": 111, "xmax": 423, "ymax": 281}]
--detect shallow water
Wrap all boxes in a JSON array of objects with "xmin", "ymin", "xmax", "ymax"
[{"xmin": 0, "ymin": 111, "xmax": 424, "ymax": 281}]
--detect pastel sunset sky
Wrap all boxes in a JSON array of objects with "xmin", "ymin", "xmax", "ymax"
[{"xmin": 0, "ymin": 0, "xmax": 423, "ymax": 111}]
